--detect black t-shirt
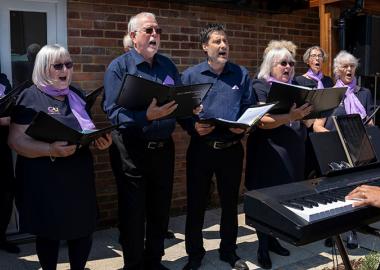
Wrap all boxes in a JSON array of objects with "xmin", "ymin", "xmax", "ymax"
[
  {"xmin": 12, "ymin": 85, "xmax": 97, "ymax": 240},
  {"xmin": 294, "ymin": 74, "xmax": 334, "ymax": 89},
  {"xmin": 245, "ymin": 79, "xmax": 307, "ymax": 190},
  {"xmin": 0, "ymin": 73, "xmax": 13, "ymax": 186}
]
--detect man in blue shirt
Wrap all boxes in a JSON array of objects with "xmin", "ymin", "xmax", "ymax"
[
  {"xmin": 103, "ymin": 12, "xmax": 179, "ymax": 270},
  {"xmin": 181, "ymin": 23, "xmax": 253, "ymax": 270}
]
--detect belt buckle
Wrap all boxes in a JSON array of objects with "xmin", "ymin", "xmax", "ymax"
[
  {"xmin": 147, "ymin": 141, "xmax": 157, "ymax": 149},
  {"xmin": 213, "ymin": 141, "xmax": 224, "ymax": 149}
]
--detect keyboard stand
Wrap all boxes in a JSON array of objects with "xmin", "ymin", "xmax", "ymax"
[{"xmin": 333, "ymin": 235, "xmax": 353, "ymax": 270}]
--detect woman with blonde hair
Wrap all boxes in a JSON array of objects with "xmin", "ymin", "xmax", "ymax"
[
  {"xmin": 8, "ymin": 44, "xmax": 112, "ymax": 270},
  {"xmin": 245, "ymin": 44, "xmax": 312, "ymax": 269}
]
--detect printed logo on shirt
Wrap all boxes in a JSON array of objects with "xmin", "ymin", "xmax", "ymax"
[
  {"xmin": 232, "ymin": 85, "xmax": 239, "ymax": 90},
  {"xmin": 47, "ymin": 106, "xmax": 60, "ymax": 114}
]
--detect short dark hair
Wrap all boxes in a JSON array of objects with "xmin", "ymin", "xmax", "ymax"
[{"xmin": 199, "ymin": 23, "xmax": 226, "ymax": 45}]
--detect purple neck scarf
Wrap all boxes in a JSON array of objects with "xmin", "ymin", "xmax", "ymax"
[
  {"xmin": 306, "ymin": 69, "xmax": 324, "ymax": 89},
  {"xmin": 0, "ymin": 84, "xmax": 5, "ymax": 98},
  {"xmin": 41, "ymin": 85, "xmax": 95, "ymax": 131},
  {"xmin": 335, "ymin": 78, "xmax": 367, "ymax": 119},
  {"xmin": 266, "ymin": 76, "xmax": 291, "ymax": 85}
]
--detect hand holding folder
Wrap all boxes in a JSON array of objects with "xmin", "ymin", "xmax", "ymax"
[
  {"xmin": 25, "ymin": 111, "xmax": 123, "ymax": 146},
  {"xmin": 198, "ymin": 103, "xmax": 276, "ymax": 129},
  {"xmin": 116, "ymin": 74, "xmax": 212, "ymax": 118},
  {"xmin": 267, "ymin": 81, "xmax": 347, "ymax": 119}
]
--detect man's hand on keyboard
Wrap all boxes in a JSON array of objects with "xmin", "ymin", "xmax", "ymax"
[{"xmin": 346, "ymin": 185, "xmax": 380, "ymax": 208}]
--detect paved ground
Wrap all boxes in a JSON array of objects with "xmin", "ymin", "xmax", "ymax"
[{"xmin": 1, "ymin": 205, "xmax": 380, "ymax": 270}]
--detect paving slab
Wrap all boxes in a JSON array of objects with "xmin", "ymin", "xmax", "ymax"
[{"xmin": 0, "ymin": 205, "xmax": 378, "ymax": 270}]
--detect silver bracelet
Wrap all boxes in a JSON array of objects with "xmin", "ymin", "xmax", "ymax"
[{"xmin": 48, "ymin": 143, "xmax": 56, "ymax": 162}]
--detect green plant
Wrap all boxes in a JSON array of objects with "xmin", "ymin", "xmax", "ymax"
[{"xmin": 359, "ymin": 252, "xmax": 380, "ymax": 270}]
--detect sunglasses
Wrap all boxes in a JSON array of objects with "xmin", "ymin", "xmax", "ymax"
[
  {"xmin": 279, "ymin": 61, "xmax": 295, "ymax": 67},
  {"xmin": 52, "ymin": 62, "xmax": 73, "ymax": 70},
  {"xmin": 139, "ymin": 27, "xmax": 162, "ymax": 35}
]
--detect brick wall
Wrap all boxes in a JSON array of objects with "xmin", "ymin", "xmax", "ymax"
[{"xmin": 67, "ymin": 0, "xmax": 320, "ymax": 226}]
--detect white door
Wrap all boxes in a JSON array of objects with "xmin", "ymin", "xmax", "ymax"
[
  {"xmin": 0, "ymin": 0, "xmax": 67, "ymax": 86},
  {"xmin": 0, "ymin": 0, "xmax": 67, "ymax": 234}
]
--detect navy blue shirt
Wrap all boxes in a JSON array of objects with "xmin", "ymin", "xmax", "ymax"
[
  {"xmin": 103, "ymin": 48, "xmax": 181, "ymax": 140},
  {"xmin": 181, "ymin": 60, "xmax": 254, "ymax": 141}
]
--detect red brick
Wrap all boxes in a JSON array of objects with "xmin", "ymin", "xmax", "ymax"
[
  {"xmin": 68, "ymin": 19, "xmax": 93, "ymax": 29},
  {"xmin": 104, "ymin": 30, "xmax": 125, "ymax": 38},
  {"xmin": 81, "ymin": 29, "xmax": 104, "ymax": 37},
  {"xmin": 94, "ymin": 21, "xmax": 116, "ymax": 30},
  {"xmin": 83, "ymin": 64, "xmax": 106, "ymax": 72}
]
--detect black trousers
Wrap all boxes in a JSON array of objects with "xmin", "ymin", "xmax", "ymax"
[
  {"xmin": 109, "ymin": 130, "xmax": 174, "ymax": 269},
  {"xmin": 35, "ymin": 235, "xmax": 92, "ymax": 270},
  {"xmin": 185, "ymin": 139, "xmax": 244, "ymax": 259},
  {"xmin": 0, "ymin": 128, "xmax": 15, "ymax": 240}
]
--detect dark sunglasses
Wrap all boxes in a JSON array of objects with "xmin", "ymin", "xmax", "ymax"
[
  {"xmin": 279, "ymin": 61, "xmax": 295, "ymax": 67},
  {"xmin": 140, "ymin": 27, "xmax": 162, "ymax": 35},
  {"xmin": 52, "ymin": 62, "xmax": 73, "ymax": 70}
]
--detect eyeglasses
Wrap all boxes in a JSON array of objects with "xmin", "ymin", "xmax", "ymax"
[
  {"xmin": 279, "ymin": 61, "xmax": 295, "ymax": 67},
  {"xmin": 138, "ymin": 27, "xmax": 162, "ymax": 35},
  {"xmin": 51, "ymin": 62, "xmax": 73, "ymax": 70},
  {"xmin": 310, "ymin": 54, "xmax": 323, "ymax": 59}
]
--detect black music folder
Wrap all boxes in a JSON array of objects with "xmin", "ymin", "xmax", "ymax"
[
  {"xmin": 0, "ymin": 81, "xmax": 30, "ymax": 117},
  {"xmin": 85, "ymin": 86, "xmax": 104, "ymax": 111},
  {"xmin": 267, "ymin": 82, "xmax": 347, "ymax": 119},
  {"xmin": 198, "ymin": 103, "xmax": 276, "ymax": 129},
  {"xmin": 25, "ymin": 111, "xmax": 122, "ymax": 145},
  {"xmin": 116, "ymin": 74, "xmax": 212, "ymax": 118},
  {"xmin": 333, "ymin": 114, "xmax": 377, "ymax": 167}
]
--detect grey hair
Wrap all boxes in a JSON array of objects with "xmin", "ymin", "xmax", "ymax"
[
  {"xmin": 125, "ymin": 12, "xmax": 157, "ymax": 48},
  {"xmin": 258, "ymin": 47, "xmax": 295, "ymax": 80},
  {"xmin": 32, "ymin": 44, "xmax": 72, "ymax": 88},
  {"xmin": 333, "ymin": 50, "xmax": 359, "ymax": 78},
  {"xmin": 303, "ymin": 46, "xmax": 327, "ymax": 64}
]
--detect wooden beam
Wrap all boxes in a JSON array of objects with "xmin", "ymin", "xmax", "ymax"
[
  {"xmin": 310, "ymin": 0, "xmax": 343, "ymax": 8},
  {"xmin": 319, "ymin": 3, "xmax": 333, "ymax": 76}
]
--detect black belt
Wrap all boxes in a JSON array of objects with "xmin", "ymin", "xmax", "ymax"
[
  {"xmin": 145, "ymin": 140, "xmax": 170, "ymax": 150},
  {"xmin": 204, "ymin": 140, "xmax": 240, "ymax": 150}
]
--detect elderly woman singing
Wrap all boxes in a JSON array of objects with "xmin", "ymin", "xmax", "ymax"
[
  {"xmin": 8, "ymin": 44, "xmax": 112, "ymax": 270},
  {"xmin": 313, "ymin": 50, "xmax": 374, "ymax": 132},
  {"xmin": 295, "ymin": 46, "xmax": 334, "ymax": 89},
  {"xmin": 245, "ymin": 44, "xmax": 313, "ymax": 269}
]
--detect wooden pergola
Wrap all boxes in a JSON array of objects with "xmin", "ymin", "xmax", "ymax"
[{"xmin": 310, "ymin": 0, "xmax": 380, "ymax": 77}]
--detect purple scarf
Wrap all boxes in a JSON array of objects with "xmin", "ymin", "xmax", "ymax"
[
  {"xmin": 41, "ymin": 85, "xmax": 95, "ymax": 130},
  {"xmin": 0, "ymin": 83, "xmax": 6, "ymax": 98},
  {"xmin": 266, "ymin": 76, "xmax": 292, "ymax": 85},
  {"xmin": 335, "ymin": 78, "xmax": 367, "ymax": 119},
  {"xmin": 306, "ymin": 69, "xmax": 324, "ymax": 89}
]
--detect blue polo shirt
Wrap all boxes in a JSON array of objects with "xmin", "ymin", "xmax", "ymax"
[
  {"xmin": 103, "ymin": 48, "xmax": 180, "ymax": 140},
  {"xmin": 181, "ymin": 60, "xmax": 254, "ymax": 141}
]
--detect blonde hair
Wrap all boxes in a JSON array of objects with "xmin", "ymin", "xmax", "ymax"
[
  {"xmin": 32, "ymin": 44, "xmax": 72, "ymax": 88},
  {"xmin": 258, "ymin": 47, "xmax": 295, "ymax": 80},
  {"xmin": 263, "ymin": 40, "xmax": 297, "ymax": 58}
]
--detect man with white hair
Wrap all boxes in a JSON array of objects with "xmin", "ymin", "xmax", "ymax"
[{"xmin": 103, "ymin": 12, "xmax": 179, "ymax": 270}]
